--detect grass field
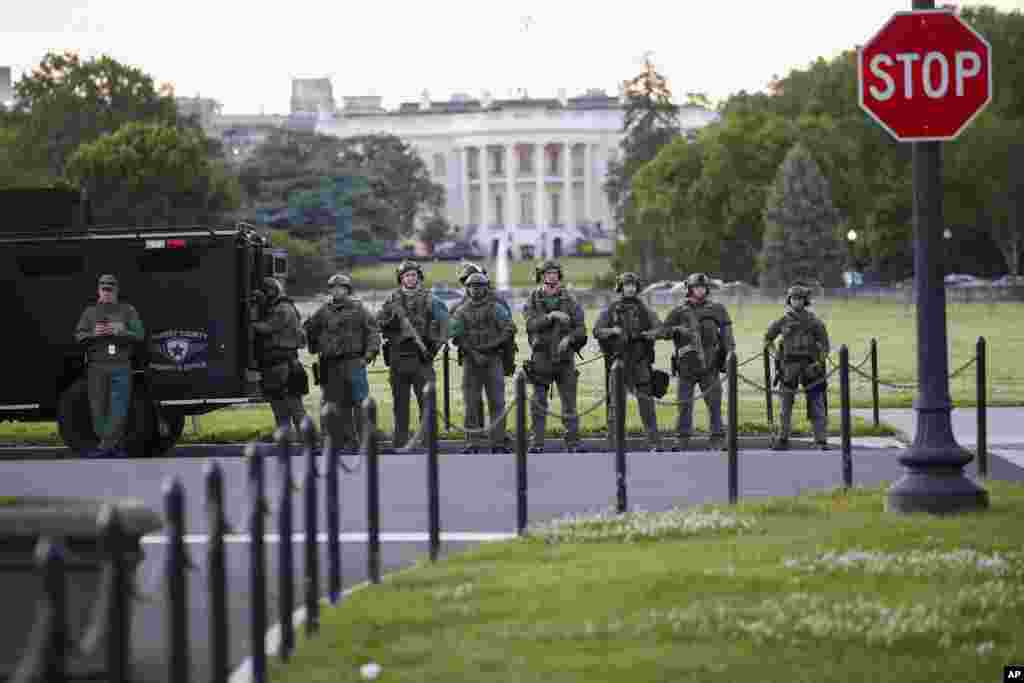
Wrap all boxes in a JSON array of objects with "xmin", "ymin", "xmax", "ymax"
[
  {"xmin": 269, "ymin": 479, "xmax": 1024, "ymax": 683},
  {"xmin": 1, "ymin": 300, "xmax": 1020, "ymax": 446},
  {"xmin": 349, "ymin": 256, "xmax": 614, "ymax": 290}
]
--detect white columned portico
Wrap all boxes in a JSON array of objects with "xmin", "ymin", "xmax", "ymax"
[
  {"xmin": 564, "ymin": 141, "xmax": 575, "ymax": 247},
  {"xmin": 461, "ymin": 146, "xmax": 471, "ymax": 228},
  {"xmin": 583, "ymin": 143, "xmax": 593, "ymax": 226},
  {"xmin": 504, "ymin": 143, "xmax": 514, "ymax": 232},
  {"xmin": 481, "ymin": 144, "xmax": 490, "ymax": 234},
  {"xmin": 535, "ymin": 140, "xmax": 545, "ymax": 259}
]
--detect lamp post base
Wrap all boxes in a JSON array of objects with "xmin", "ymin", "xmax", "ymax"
[{"xmin": 887, "ymin": 465, "xmax": 989, "ymax": 514}]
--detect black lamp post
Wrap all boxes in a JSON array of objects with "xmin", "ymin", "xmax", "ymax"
[{"xmin": 886, "ymin": 1, "xmax": 988, "ymax": 513}]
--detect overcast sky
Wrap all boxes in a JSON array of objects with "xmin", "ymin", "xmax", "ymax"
[{"xmin": 3, "ymin": 0, "xmax": 1022, "ymax": 114}]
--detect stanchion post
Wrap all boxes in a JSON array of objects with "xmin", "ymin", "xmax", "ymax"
[
  {"xmin": 443, "ymin": 344, "xmax": 451, "ymax": 431},
  {"xmin": 364, "ymin": 398, "xmax": 382, "ymax": 584},
  {"xmin": 977, "ymin": 336, "xmax": 988, "ymax": 478},
  {"xmin": 246, "ymin": 445, "xmax": 267, "ymax": 683},
  {"xmin": 324, "ymin": 423, "xmax": 341, "ymax": 604},
  {"xmin": 613, "ymin": 360, "xmax": 627, "ymax": 514},
  {"xmin": 302, "ymin": 419, "xmax": 319, "ymax": 636},
  {"xmin": 205, "ymin": 464, "xmax": 229, "ymax": 683},
  {"xmin": 164, "ymin": 479, "xmax": 189, "ymax": 683},
  {"xmin": 101, "ymin": 506, "xmax": 129, "ymax": 683},
  {"xmin": 426, "ymin": 383, "xmax": 440, "ymax": 562},
  {"xmin": 840, "ymin": 345, "xmax": 853, "ymax": 488},
  {"xmin": 39, "ymin": 539, "xmax": 67, "ymax": 683},
  {"xmin": 763, "ymin": 347, "xmax": 773, "ymax": 427},
  {"xmin": 870, "ymin": 338, "xmax": 880, "ymax": 428},
  {"xmin": 727, "ymin": 352, "xmax": 738, "ymax": 504},
  {"xmin": 515, "ymin": 370, "xmax": 528, "ymax": 535},
  {"xmin": 275, "ymin": 429, "xmax": 295, "ymax": 661}
]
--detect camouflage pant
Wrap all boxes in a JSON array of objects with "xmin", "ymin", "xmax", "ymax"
[
  {"xmin": 462, "ymin": 354, "xmax": 506, "ymax": 448},
  {"xmin": 676, "ymin": 370, "xmax": 724, "ymax": 438},
  {"xmin": 778, "ymin": 361, "xmax": 827, "ymax": 442},
  {"xmin": 322, "ymin": 357, "xmax": 368, "ymax": 450},
  {"xmin": 87, "ymin": 361, "xmax": 132, "ymax": 448},
  {"xmin": 388, "ymin": 354, "xmax": 435, "ymax": 448},
  {"xmin": 530, "ymin": 364, "xmax": 579, "ymax": 448},
  {"xmin": 262, "ymin": 361, "xmax": 308, "ymax": 435}
]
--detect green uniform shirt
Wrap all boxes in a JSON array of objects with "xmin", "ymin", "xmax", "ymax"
[{"xmin": 74, "ymin": 302, "xmax": 145, "ymax": 363}]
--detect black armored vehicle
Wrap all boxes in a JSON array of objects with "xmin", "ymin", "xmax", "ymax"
[{"xmin": 0, "ymin": 187, "xmax": 283, "ymax": 456}]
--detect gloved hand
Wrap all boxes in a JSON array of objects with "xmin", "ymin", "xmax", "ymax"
[
  {"xmin": 548, "ymin": 311, "xmax": 571, "ymax": 325},
  {"xmin": 557, "ymin": 337, "xmax": 572, "ymax": 355},
  {"xmin": 364, "ymin": 352, "xmax": 377, "ymax": 366}
]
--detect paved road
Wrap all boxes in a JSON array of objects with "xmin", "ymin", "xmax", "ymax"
[{"xmin": 1, "ymin": 441, "xmax": 1021, "ymax": 683}]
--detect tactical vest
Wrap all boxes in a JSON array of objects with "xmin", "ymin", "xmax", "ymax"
[
  {"xmin": 263, "ymin": 297, "xmax": 305, "ymax": 351},
  {"xmin": 456, "ymin": 298, "xmax": 502, "ymax": 349},
  {"xmin": 391, "ymin": 288, "xmax": 431, "ymax": 339},
  {"xmin": 600, "ymin": 298, "xmax": 655, "ymax": 365},
  {"xmin": 313, "ymin": 300, "xmax": 369, "ymax": 358},
  {"xmin": 779, "ymin": 311, "xmax": 821, "ymax": 361},
  {"xmin": 526, "ymin": 288, "xmax": 578, "ymax": 349},
  {"xmin": 672, "ymin": 301, "xmax": 726, "ymax": 375}
]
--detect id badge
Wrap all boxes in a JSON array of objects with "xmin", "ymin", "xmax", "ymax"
[{"xmin": 108, "ymin": 344, "xmax": 116, "ymax": 356}]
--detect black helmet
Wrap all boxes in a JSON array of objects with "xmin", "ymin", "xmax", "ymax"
[
  {"xmin": 615, "ymin": 272, "xmax": 642, "ymax": 294},
  {"xmin": 262, "ymin": 277, "xmax": 283, "ymax": 298},
  {"xmin": 686, "ymin": 272, "xmax": 712, "ymax": 290},
  {"xmin": 535, "ymin": 259, "xmax": 563, "ymax": 284},
  {"xmin": 786, "ymin": 282, "xmax": 813, "ymax": 304},
  {"xmin": 327, "ymin": 273, "xmax": 353, "ymax": 293},
  {"xmin": 465, "ymin": 272, "xmax": 490, "ymax": 288},
  {"xmin": 458, "ymin": 262, "xmax": 488, "ymax": 285},
  {"xmin": 396, "ymin": 259, "xmax": 425, "ymax": 285}
]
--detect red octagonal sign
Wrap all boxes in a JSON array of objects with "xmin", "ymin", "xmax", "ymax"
[{"xmin": 858, "ymin": 9, "xmax": 992, "ymax": 141}]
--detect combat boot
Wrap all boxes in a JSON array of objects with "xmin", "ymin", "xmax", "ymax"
[
  {"xmin": 708, "ymin": 434, "xmax": 726, "ymax": 451},
  {"xmin": 771, "ymin": 438, "xmax": 790, "ymax": 451}
]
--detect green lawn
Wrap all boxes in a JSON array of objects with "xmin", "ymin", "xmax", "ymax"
[
  {"xmin": 349, "ymin": 256, "xmax": 613, "ymax": 290},
  {"xmin": 270, "ymin": 480, "xmax": 1024, "ymax": 683},
  {"xmin": 1, "ymin": 300, "xmax": 1020, "ymax": 446}
]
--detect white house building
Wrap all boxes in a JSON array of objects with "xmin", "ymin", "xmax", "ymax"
[{"xmin": 183, "ymin": 81, "xmax": 720, "ymax": 261}]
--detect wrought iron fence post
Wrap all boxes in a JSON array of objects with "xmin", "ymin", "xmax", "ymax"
[
  {"xmin": 302, "ymin": 418, "xmax": 320, "ymax": 636},
  {"xmin": 325, "ymin": 423, "xmax": 341, "ymax": 605},
  {"xmin": 163, "ymin": 478, "xmax": 189, "ymax": 683},
  {"xmin": 763, "ymin": 346, "xmax": 773, "ymax": 427},
  {"xmin": 443, "ymin": 343, "xmax": 451, "ymax": 431},
  {"xmin": 870, "ymin": 338, "xmax": 880, "ymax": 427},
  {"xmin": 515, "ymin": 370, "xmax": 528, "ymax": 536},
  {"xmin": 426, "ymin": 382, "xmax": 440, "ymax": 562},
  {"xmin": 840, "ymin": 345, "xmax": 853, "ymax": 488},
  {"xmin": 205, "ymin": 463, "xmax": 229, "ymax": 683},
  {"xmin": 246, "ymin": 445, "xmax": 268, "ymax": 683},
  {"xmin": 275, "ymin": 428, "xmax": 295, "ymax": 661},
  {"xmin": 977, "ymin": 336, "xmax": 988, "ymax": 478},
  {"xmin": 99, "ymin": 506, "xmax": 129, "ymax": 683},
  {"xmin": 727, "ymin": 352, "xmax": 738, "ymax": 504},
  {"xmin": 613, "ymin": 360, "xmax": 627, "ymax": 514},
  {"xmin": 40, "ymin": 538, "xmax": 68, "ymax": 683},
  {"xmin": 364, "ymin": 398, "xmax": 382, "ymax": 584}
]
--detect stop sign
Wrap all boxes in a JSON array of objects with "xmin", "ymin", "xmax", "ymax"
[{"xmin": 858, "ymin": 9, "xmax": 992, "ymax": 141}]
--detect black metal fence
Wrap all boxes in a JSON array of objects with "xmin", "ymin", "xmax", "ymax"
[{"xmin": 8, "ymin": 337, "xmax": 992, "ymax": 681}]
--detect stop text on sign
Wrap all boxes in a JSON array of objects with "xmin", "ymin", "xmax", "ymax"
[{"xmin": 868, "ymin": 50, "xmax": 983, "ymax": 101}]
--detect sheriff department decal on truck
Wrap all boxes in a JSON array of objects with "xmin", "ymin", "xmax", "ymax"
[{"xmin": 150, "ymin": 330, "xmax": 210, "ymax": 371}]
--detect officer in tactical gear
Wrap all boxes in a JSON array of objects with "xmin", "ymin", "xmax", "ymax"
[
  {"xmin": 376, "ymin": 260, "xmax": 449, "ymax": 449},
  {"xmin": 523, "ymin": 260, "xmax": 588, "ymax": 453},
  {"xmin": 448, "ymin": 272, "xmax": 516, "ymax": 454},
  {"xmin": 252, "ymin": 277, "xmax": 309, "ymax": 437},
  {"xmin": 305, "ymin": 274, "xmax": 380, "ymax": 452},
  {"xmin": 453, "ymin": 261, "xmax": 512, "ymax": 317},
  {"xmin": 764, "ymin": 282, "xmax": 831, "ymax": 451},
  {"xmin": 593, "ymin": 272, "xmax": 664, "ymax": 451},
  {"xmin": 659, "ymin": 272, "xmax": 735, "ymax": 451},
  {"xmin": 74, "ymin": 274, "xmax": 146, "ymax": 456}
]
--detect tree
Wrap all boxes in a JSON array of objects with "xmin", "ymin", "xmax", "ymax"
[
  {"xmin": 13, "ymin": 51, "xmax": 179, "ymax": 179},
  {"xmin": 419, "ymin": 214, "xmax": 454, "ymax": 255},
  {"xmin": 65, "ymin": 122, "xmax": 241, "ymax": 226},
  {"xmin": 759, "ymin": 143, "xmax": 844, "ymax": 292}
]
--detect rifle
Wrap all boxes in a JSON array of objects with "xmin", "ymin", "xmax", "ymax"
[{"xmin": 399, "ymin": 314, "xmax": 429, "ymax": 358}]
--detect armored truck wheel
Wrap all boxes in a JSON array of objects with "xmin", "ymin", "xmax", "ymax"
[
  {"xmin": 120, "ymin": 384, "xmax": 154, "ymax": 459},
  {"xmin": 150, "ymin": 408, "xmax": 185, "ymax": 456},
  {"xmin": 56, "ymin": 377, "xmax": 99, "ymax": 455}
]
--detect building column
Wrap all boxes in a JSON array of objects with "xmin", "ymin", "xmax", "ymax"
[
  {"xmin": 583, "ymin": 143, "xmax": 593, "ymax": 227},
  {"xmin": 481, "ymin": 143, "xmax": 490, "ymax": 231},
  {"xmin": 535, "ymin": 141, "xmax": 545, "ymax": 259},
  {"xmin": 505, "ymin": 142, "xmax": 515, "ymax": 233},
  {"xmin": 461, "ymin": 146, "xmax": 471, "ymax": 228},
  {"xmin": 564, "ymin": 141, "xmax": 575, "ymax": 237}
]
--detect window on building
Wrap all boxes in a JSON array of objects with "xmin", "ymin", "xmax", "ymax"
[
  {"xmin": 520, "ymin": 191, "xmax": 534, "ymax": 225},
  {"xmin": 433, "ymin": 153, "xmax": 446, "ymax": 177},
  {"xmin": 490, "ymin": 148, "xmax": 504, "ymax": 177},
  {"xmin": 467, "ymin": 148, "xmax": 479, "ymax": 180},
  {"xmin": 469, "ymin": 188, "xmax": 481, "ymax": 226},
  {"xmin": 550, "ymin": 192, "xmax": 561, "ymax": 225},
  {"xmin": 494, "ymin": 193, "xmax": 504, "ymax": 226},
  {"xmin": 517, "ymin": 144, "xmax": 534, "ymax": 176},
  {"xmin": 572, "ymin": 145, "xmax": 585, "ymax": 177},
  {"xmin": 546, "ymin": 145, "xmax": 561, "ymax": 176}
]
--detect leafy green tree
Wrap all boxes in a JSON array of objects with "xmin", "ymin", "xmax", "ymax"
[
  {"xmin": 759, "ymin": 143, "xmax": 844, "ymax": 291},
  {"xmin": 13, "ymin": 51, "xmax": 180, "ymax": 179},
  {"xmin": 419, "ymin": 214, "xmax": 454, "ymax": 254},
  {"xmin": 65, "ymin": 122, "xmax": 241, "ymax": 226}
]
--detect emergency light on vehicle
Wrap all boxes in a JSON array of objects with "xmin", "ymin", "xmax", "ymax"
[{"xmin": 144, "ymin": 238, "xmax": 188, "ymax": 249}]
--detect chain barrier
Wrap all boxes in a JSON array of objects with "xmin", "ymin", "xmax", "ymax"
[
  {"xmin": 444, "ymin": 395, "xmax": 520, "ymax": 436},
  {"xmin": 626, "ymin": 351, "xmax": 762, "ymax": 406},
  {"xmin": 528, "ymin": 394, "xmax": 609, "ymax": 421},
  {"xmin": 736, "ymin": 360, "xmax": 844, "ymax": 398}
]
